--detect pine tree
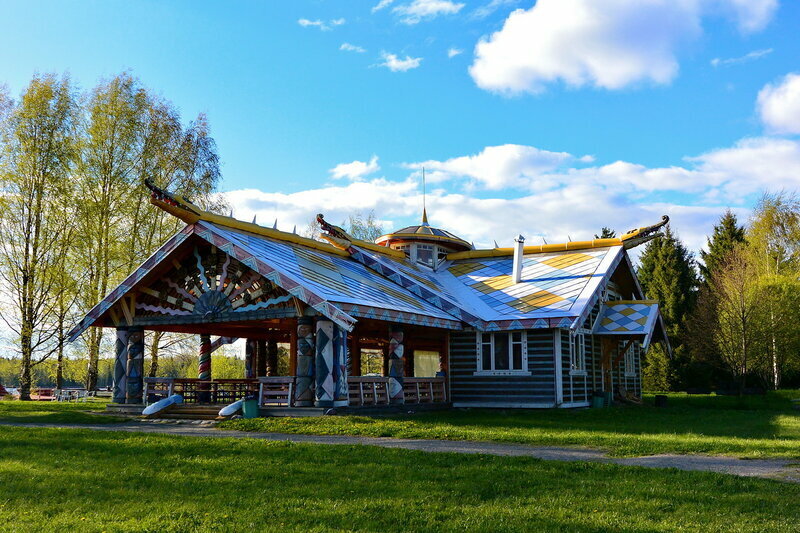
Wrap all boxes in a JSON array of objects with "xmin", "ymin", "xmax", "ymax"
[
  {"xmin": 595, "ymin": 227, "xmax": 616, "ymax": 239},
  {"xmin": 636, "ymin": 225, "xmax": 698, "ymax": 390},
  {"xmin": 699, "ymin": 210, "xmax": 746, "ymax": 283}
]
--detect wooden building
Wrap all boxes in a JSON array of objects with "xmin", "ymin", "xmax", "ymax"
[{"xmin": 68, "ymin": 181, "xmax": 669, "ymax": 412}]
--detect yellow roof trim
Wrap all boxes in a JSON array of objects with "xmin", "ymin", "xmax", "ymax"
[
  {"xmin": 376, "ymin": 232, "xmax": 471, "ymax": 246},
  {"xmin": 151, "ymin": 195, "xmax": 351, "ymax": 257},
  {"xmin": 446, "ymin": 239, "xmax": 622, "ymax": 260}
]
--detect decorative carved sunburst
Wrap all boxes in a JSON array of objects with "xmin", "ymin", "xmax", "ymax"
[{"xmin": 135, "ymin": 244, "xmax": 293, "ymax": 319}]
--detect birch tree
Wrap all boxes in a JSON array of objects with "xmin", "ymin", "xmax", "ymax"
[{"xmin": 0, "ymin": 74, "xmax": 78, "ymax": 400}]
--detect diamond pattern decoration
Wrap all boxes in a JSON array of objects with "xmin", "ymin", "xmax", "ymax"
[{"xmin": 594, "ymin": 300, "xmax": 659, "ymax": 337}]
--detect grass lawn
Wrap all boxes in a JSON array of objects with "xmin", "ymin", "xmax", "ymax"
[
  {"xmin": 221, "ymin": 391, "xmax": 800, "ymax": 459},
  {"xmin": 0, "ymin": 426, "xmax": 798, "ymax": 532},
  {"xmin": 0, "ymin": 398, "xmax": 125, "ymax": 424}
]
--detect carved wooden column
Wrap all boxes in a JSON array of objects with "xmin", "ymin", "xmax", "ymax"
[
  {"xmin": 294, "ymin": 317, "xmax": 315, "ymax": 406},
  {"xmin": 388, "ymin": 326, "xmax": 405, "ymax": 404},
  {"xmin": 198, "ymin": 333, "xmax": 212, "ymax": 402},
  {"xmin": 314, "ymin": 319, "xmax": 349, "ymax": 408},
  {"xmin": 266, "ymin": 339, "xmax": 279, "ymax": 376},
  {"xmin": 256, "ymin": 340, "xmax": 267, "ymax": 377},
  {"xmin": 244, "ymin": 339, "xmax": 256, "ymax": 379},
  {"xmin": 113, "ymin": 328, "xmax": 129, "ymax": 404},
  {"xmin": 125, "ymin": 327, "xmax": 144, "ymax": 404}
]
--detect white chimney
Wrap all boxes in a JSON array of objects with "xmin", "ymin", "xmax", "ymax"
[{"xmin": 512, "ymin": 235, "xmax": 525, "ymax": 283}]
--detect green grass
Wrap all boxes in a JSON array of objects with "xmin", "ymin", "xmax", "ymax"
[
  {"xmin": 0, "ymin": 426, "xmax": 798, "ymax": 532},
  {"xmin": 0, "ymin": 398, "xmax": 125, "ymax": 424},
  {"xmin": 221, "ymin": 391, "xmax": 800, "ymax": 459}
]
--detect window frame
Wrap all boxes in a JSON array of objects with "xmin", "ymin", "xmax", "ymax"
[
  {"xmin": 624, "ymin": 341, "xmax": 637, "ymax": 377},
  {"xmin": 569, "ymin": 331, "xmax": 588, "ymax": 376},
  {"xmin": 474, "ymin": 331, "xmax": 530, "ymax": 376}
]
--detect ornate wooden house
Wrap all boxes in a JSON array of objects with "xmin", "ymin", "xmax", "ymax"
[{"xmin": 69, "ymin": 181, "xmax": 669, "ymax": 412}]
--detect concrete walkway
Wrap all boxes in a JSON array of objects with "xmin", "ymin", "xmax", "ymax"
[{"xmin": 4, "ymin": 421, "xmax": 799, "ymax": 482}]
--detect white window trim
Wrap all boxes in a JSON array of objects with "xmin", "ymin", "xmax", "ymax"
[
  {"xmin": 624, "ymin": 341, "xmax": 637, "ymax": 377},
  {"xmin": 569, "ymin": 330, "xmax": 588, "ymax": 376},
  {"xmin": 474, "ymin": 331, "xmax": 530, "ymax": 376}
]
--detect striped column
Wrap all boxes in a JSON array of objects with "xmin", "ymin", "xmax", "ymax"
[
  {"xmin": 315, "ymin": 319, "xmax": 336, "ymax": 407},
  {"xmin": 388, "ymin": 326, "xmax": 405, "ymax": 404},
  {"xmin": 333, "ymin": 325, "xmax": 349, "ymax": 407},
  {"xmin": 198, "ymin": 333, "xmax": 212, "ymax": 402},
  {"xmin": 125, "ymin": 327, "xmax": 145, "ymax": 404},
  {"xmin": 294, "ymin": 318, "xmax": 315, "ymax": 406},
  {"xmin": 266, "ymin": 340, "xmax": 279, "ymax": 376},
  {"xmin": 113, "ymin": 328, "xmax": 129, "ymax": 404}
]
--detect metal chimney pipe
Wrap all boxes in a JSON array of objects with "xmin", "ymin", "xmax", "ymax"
[{"xmin": 512, "ymin": 235, "xmax": 525, "ymax": 283}]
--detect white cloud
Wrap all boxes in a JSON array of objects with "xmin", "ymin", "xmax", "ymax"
[
  {"xmin": 447, "ymin": 47, "xmax": 463, "ymax": 58},
  {"xmin": 405, "ymin": 144, "xmax": 578, "ymax": 189},
  {"xmin": 757, "ymin": 73, "xmax": 800, "ymax": 135},
  {"xmin": 472, "ymin": 0, "xmax": 520, "ymax": 19},
  {"xmin": 341, "ymin": 43, "xmax": 367, "ymax": 53},
  {"xmin": 393, "ymin": 0, "xmax": 465, "ymax": 25},
  {"xmin": 379, "ymin": 52, "xmax": 423, "ymax": 72},
  {"xmin": 372, "ymin": 0, "xmax": 395, "ymax": 13},
  {"xmin": 710, "ymin": 48, "xmax": 772, "ymax": 67},
  {"xmin": 224, "ymin": 135, "xmax": 800, "ymax": 254},
  {"xmin": 469, "ymin": 0, "xmax": 778, "ymax": 94},
  {"xmin": 329, "ymin": 155, "xmax": 381, "ymax": 180},
  {"xmin": 297, "ymin": 18, "xmax": 346, "ymax": 31}
]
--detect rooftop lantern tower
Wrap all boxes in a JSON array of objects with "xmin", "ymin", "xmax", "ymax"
[{"xmin": 375, "ymin": 169, "xmax": 472, "ymax": 269}]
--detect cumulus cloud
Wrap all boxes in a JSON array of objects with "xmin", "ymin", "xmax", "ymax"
[
  {"xmin": 298, "ymin": 18, "xmax": 346, "ymax": 31},
  {"xmin": 329, "ymin": 155, "xmax": 381, "ymax": 180},
  {"xmin": 405, "ymin": 144, "xmax": 579, "ymax": 189},
  {"xmin": 757, "ymin": 73, "xmax": 800, "ymax": 135},
  {"xmin": 710, "ymin": 48, "xmax": 772, "ymax": 67},
  {"xmin": 379, "ymin": 52, "xmax": 423, "ymax": 72},
  {"xmin": 447, "ymin": 47, "xmax": 463, "ymax": 58},
  {"xmin": 341, "ymin": 43, "xmax": 366, "ymax": 53},
  {"xmin": 372, "ymin": 0, "xmax": 395, "ymax": 13},
  {"xmin": 469, "ymin": 0, "xmax": 778, "ymax": 94},
  {"xmin": 393, "ymin": 0, "xmax": 465, "ymax": 25}
]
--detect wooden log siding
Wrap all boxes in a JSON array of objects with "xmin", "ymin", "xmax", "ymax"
[{"xmin": 448, "ymin": 329, "xmax": 557, "ymax": 407}]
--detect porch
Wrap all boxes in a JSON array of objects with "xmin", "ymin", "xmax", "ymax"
[{"xmin": 143, "ymin": 375, "xmax": 447, "ymax": 409}]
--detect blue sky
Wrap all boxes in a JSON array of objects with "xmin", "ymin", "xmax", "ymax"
[{"xmin": 2, "ymin": 0, "xmax": 800, "ymax": 253}]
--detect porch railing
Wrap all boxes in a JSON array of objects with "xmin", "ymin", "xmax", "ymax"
[
  {"xmin": 144, "ymin": 376, "xmax": 447, "ymax": 407},
  {"xmin": 258, "ymin": 376, "xmax": 295, "ymax": 407}
]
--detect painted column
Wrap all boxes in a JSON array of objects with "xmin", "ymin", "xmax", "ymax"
[
  {"xmin": 125, "ymin": 327, "xmax": 144, "ymax": 404},
  {"xmin": 244, "ymin": 339, "xmax": 256, "ymax": 379},
  {"xmin": 315, "ymin": 319, "xmax": 336, "ymax": 407},
  {"xmin": 388, "ymin": 326, "xmax": 405, "ymax": 404},
  {"xmin": 113, "ymin": 328, "xmax": 129, "ymax": 404},
  {"xmin": 294, "ymin": 317, "xmax": 315, "ymax": 406},
  {"xmin": 198, "ymin": 333, "xmax": 212, "ymax": 402},
  {"xmin": 333, "ymin": 325, "xmax": 349, "ymax": 407},
  {"xmin": 266, "ymin": 339, "xmax": 279, "ymax": 376}
]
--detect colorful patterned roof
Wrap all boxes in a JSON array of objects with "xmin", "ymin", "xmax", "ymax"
[{"xmin": 593, "ymin": 300, "xmax": 661, "ymax": 348}]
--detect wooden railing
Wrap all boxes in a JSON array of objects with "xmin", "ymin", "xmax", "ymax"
[
  {"xmin": 144, "ymin": 376, "xmax": 446, "ymax": 407},
  {"xmin": 404, "ymin": 377, "xmax": 447, "ymax": 404},
  {"xmin": 348, "ymin": 376, "xmax": 447, "ymax": 406},
  {"xmin": 258, "ymin": 377, "xmax": 295, "ymax": 407},
  {"xmin": 349, "ymin": 376, "xmax": 391, "ymax": 406}
]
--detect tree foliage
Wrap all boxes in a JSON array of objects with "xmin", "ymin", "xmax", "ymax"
[{"xmin": 699, "ymin": 209, "xmax": 746, "ymax": 283}]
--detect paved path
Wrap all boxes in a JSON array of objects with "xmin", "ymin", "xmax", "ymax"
[{"xmin": 4, "ymin": 421, "xmax": 799, "ymax": 482}]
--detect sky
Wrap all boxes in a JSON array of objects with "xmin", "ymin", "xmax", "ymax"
[{"xmin": 2, "ymin": 0, "xmax": 800, "ymax": 255}]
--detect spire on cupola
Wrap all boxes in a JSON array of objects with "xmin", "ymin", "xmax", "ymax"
[{"xmin": 421, "ymin": 167, "xmax": 429, "ymax": 226}]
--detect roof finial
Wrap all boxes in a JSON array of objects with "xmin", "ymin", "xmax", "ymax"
[{"xmin": 421, "ymin": 167, "xmax": 429, "ymax": 226}]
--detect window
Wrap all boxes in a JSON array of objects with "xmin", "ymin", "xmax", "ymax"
[
  {"xmin": 624, "ymin": 342, "xmax": 636, "ymax": 376},
  {"xmin": 570, "ymin": 333, "xmax": 587, "ymax": 374},
  {"xmin": 476, "ymin": 332, "xmax": 528, "ymax": 374},
  {"xmin": 416, "ymin": 244, "xmax": 434, "ymax": 267},
  {"xmin": 413, "ymin": 350, "xmax": 440, "ymax": 377}
]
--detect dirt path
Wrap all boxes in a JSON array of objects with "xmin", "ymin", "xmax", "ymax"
[{"xmin": 4, "ymin": 421, "xmax": 799, "ymax": 482}]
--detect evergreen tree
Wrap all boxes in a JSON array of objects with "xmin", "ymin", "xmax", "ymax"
[
  {"xmin": 699, "ymin": 210, "xmax": 746, "ymax": 283},
  {"xmin": 636, "ymin": 225, "xmax": 698, "ymax": 390},
  {"xmin": 595, "ymin": 227, "xmax": 616, "ymax": 239}
]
